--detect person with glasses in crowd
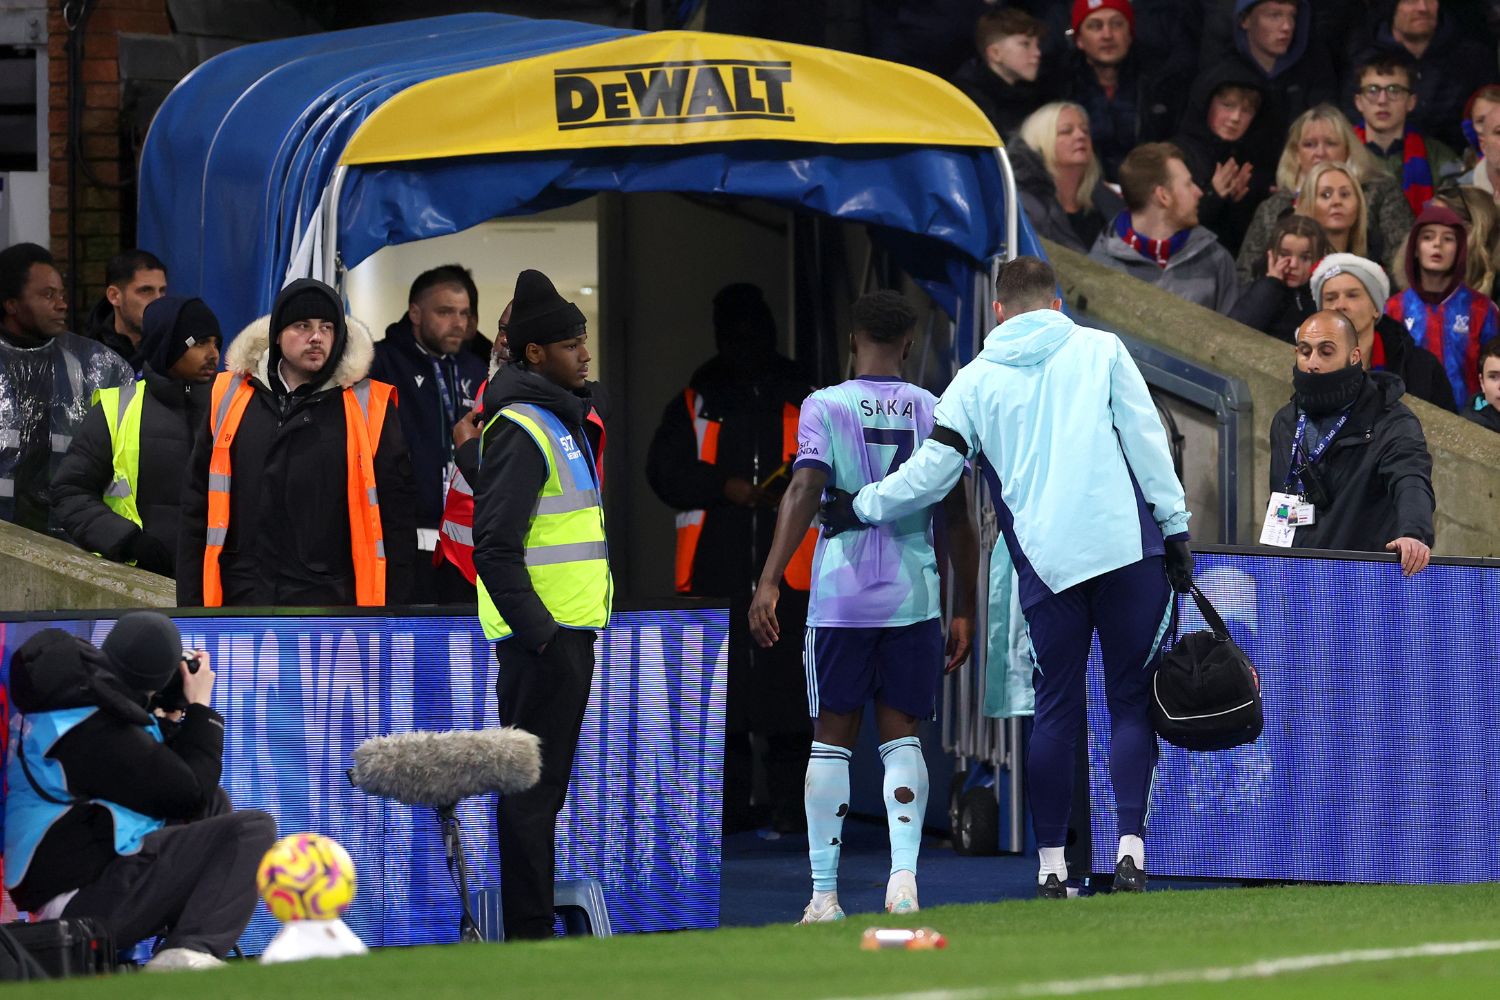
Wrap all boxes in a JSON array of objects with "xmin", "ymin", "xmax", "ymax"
[{"xmin": 1351, "ymin": 52, "xmax": 1462, "ymax": 214}]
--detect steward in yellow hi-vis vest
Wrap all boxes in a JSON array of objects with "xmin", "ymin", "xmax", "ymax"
[
  {"xmin": 52, "ymin": 296, "xmax": 222, "ymax": 577},
  {"xmin": 472, "ymin": 269, "xmax": 611, "ymax": 941}
]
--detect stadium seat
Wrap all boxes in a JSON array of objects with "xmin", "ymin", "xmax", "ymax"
[{"xmin": 553, "ymin": 879, "xmax": 613, "ymax": 938}]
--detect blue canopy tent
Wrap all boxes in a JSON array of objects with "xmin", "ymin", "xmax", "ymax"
[{"xmin": 136, "ymin": 13, "xmax": 1041, "ymax": 359}]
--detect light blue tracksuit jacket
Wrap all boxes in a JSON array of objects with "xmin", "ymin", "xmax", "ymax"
[{"xmin": 853, "ymin": 308, "xmax": 1190, "ymax": 613}]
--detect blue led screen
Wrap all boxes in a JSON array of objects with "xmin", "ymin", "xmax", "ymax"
[
  {"xmin": 1087, "ymin": 551, "xmax": 1500, "ymax": 882},
  {"xmin": 0, "ymin": 609, "xmax": 728, "ymax": 950}
]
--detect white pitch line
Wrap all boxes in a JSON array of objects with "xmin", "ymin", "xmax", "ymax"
[{"xmin": 820, "ymin": 939, "xmax": 1500, "ymax": 1000}]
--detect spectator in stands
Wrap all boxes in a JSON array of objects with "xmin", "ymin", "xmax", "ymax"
[
  {"xmin": 53, "ymin": 297, "xmax": 220, "ymax": 578},
  {"xmin": 84, "ymin": 250, "xmax": 167, "ymax": 368},
  {"xmin": 1351, "ymin": 52, "xmax": 1462, "ymax": 213},
  {"xmin": 371, "ymin": 265, "xmax": 487, "ymax": 602},
  {"xmin": 1460, "ymin": 86, "xmax": 1500, "ymax": 199},
  {"xmin": 1089, "ymin": 142, "xmax": 1240, "ymax": 313},
  {"xmin": 1384, "ymin": 201, "xmax": 1500, "ymax": 407},
  {"xmin": 1345, "ymin": 0, "xmax": 1496, "ymax": 152},
  {"xmin": 1011, "ymin": 102, "xmax": 1125, "ymax": 253},
  {"xmin": 1463, "ymin": 336, "xmax": 1500, "ymax": 431},
  {"xmin": 1230, "ymin": 215, "xmax": 1329, "ymax": 342},
  {"xmin": 1170, "ymin": 65, "xmax": 1272, "ymax": 255},
  {"xmin": 177, "ymin": 278, "xmax": 416, "ymax": 608},
  {"xmin": 950, "ymin": 7, "xmax": 1048, "ymax": 140},
  {"xmin": 0, "ymin": 243, "xmax": 133, "ymax": 535},
  {"xmin": 1294, "ymin": 162, "xmax": 1375, "ymax": 260},
  {"xmin": 1236, "ymin": 106, "xmax": 1414, "ymax": 284},
  {"xmin": 1059, "ymin": 0, "xmax": 1190, "ymax": 180},
  {"xmin": 1217, "ymin": 0, "xmax": 1338, "ymax": 160},
  {"xmin": 1268, "ymin": 309, "xmax": 1434, "ymax": 574},
  {"xmin": 1312, "ymin": 252, "xmax": 1457, "ymax": 410},
  {"xmin": 1437, "ymin": 186, "xmax": 1500, "ymax": 296}
]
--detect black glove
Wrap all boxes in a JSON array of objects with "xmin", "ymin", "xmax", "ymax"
[
  {"xmin": 129, "ymin": 531, "xmax": 174, "ymax": 577},
  {"xmin": 1164, "ymin": 538, "xmax": 1194, "ymax": 594},
  {"xmin": 819, "ymin": 488, "xmax": 869, "ymax": 538}
]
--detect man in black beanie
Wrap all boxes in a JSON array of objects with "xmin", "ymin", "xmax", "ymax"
[
  {"xmin": 473, "ymin": 268, "xmax": 612, "ymax": 940},
  {"xmin": 4, "ymin": 612, "xmax": 277, "ymax": 970},
  {"xmin": 176, "ymin": 278, "xmax": 416, "ymax": 607},
  {"xmin": 54, "ymin": 296, "xmax": 221, "ymax": 576}
]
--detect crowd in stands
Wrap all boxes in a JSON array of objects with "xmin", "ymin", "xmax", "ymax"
[{"xmin": 959, "ymin": 0, "xmax": 1500, "ymax": 424}]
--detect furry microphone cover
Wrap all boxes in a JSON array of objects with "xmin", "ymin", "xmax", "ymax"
[{"xmin": 348, "ymin": 727, "xmax": 542, "ymax": 807}]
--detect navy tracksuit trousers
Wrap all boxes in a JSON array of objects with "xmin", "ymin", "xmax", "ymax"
[{"xmin": 1023, "ymin": 555, "xmax": 1171, "ymax": 849}]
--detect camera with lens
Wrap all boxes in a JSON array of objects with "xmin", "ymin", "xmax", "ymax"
[{"xmin": 148, "ymin": 651, "xmax": 203, "ymax": 715}]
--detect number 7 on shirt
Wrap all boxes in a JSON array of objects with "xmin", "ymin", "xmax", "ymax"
[{"xmin": 863, "ymin": 426, "xmax": 916, "ymax": 476}]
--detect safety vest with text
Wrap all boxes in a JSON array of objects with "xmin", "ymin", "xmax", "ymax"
[
  {"xmin": 91, "ymin": 382, "xmax": 145, "ymax": 529},
  {"xmin": 674, "ymin": 388, "xmax": 815, "ymax": 594},
  {"xmin": 202, "ymin": 371, "xmax": 393, "ymax": 607},
  {"xmin": 477, "ymin": 402, "xmax": 612, "ymax": 641}
]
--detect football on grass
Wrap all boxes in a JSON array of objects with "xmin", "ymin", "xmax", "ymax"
[{"xmin": 257, "ymin": 832, "xmax": 357, "ymax": 921}]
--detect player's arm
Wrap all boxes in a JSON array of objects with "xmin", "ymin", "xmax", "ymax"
[
  {"xmin": 847, "ymin": 427, "xmax": 968, "ymax": 527},
  {"xmin": 941, "ymin": 480, "xmax": 979, "ymax": 673},
  {"xmin": 749, "ymin": 466, "xmax": 828, "ymax": 648}
]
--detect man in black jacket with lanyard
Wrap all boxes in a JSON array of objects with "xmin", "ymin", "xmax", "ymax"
[
  {"xmin": 1266, "ymin": 310, "xmax": 1435, "ymax": 574},
  {"xmin": 472, "ymin": 270, "xmax": 611, "ymax": 941}
]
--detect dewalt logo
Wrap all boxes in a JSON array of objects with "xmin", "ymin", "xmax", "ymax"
[{"xmin": 554, "ymin": 59, "xmax": 794, "ymax": 131}]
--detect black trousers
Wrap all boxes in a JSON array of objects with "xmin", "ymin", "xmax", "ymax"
[
  {"xmin": 62, "ymin": 809, "xmax": 277, "ymax": 958},
  {"xmin": 494, "ymin": 628, "xmax": 596, "ymax": 940}
]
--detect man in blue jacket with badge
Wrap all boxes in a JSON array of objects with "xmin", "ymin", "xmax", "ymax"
[{"xmin": 823, "ymin": 256, "xmax": 1193, "ymax": 898}]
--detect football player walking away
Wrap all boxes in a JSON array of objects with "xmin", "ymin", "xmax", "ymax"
[
  {"xmin": 749, "ymin": 291, "xmax": 977, "ymax": 922},
  {"xmin": 822, "ymin": 257, "xmax": 1194, "ymax": 898}
]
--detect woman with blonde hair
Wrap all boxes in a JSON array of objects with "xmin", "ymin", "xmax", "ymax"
[
  {"xmin": 1236, "ymin": 105, "xmax": 1413, "ymax": 284},
  {"xmin": 1295, "ymin": 162, "xmax": 1371, "ymax": 259},
  {"xmin": 1010, "ymin": 101, "xmax": 1124, "ymax": 252}
]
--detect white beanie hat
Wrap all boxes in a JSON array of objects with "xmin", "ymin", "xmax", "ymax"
[{"xmin": 1310, "ymin": 253, "xmax": 1389, "ymax": 309}]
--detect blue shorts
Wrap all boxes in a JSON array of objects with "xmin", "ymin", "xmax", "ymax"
[{"xmin": 803, "ymin": 618, "xmax": 944, "ymax": 719}]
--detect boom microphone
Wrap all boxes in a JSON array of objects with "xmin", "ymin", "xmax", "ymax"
[{"xmin": 347, "ymin": 728, "xmax": 542, "ymax": 808}]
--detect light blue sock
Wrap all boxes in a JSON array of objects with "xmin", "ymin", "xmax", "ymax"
[
  {"xmin": 880, "ymin": 736, "xmax": 928, "ymax": 875},
  {"xmin": 805, "ymin": 742, "xmax": 852, "ymax": 893}
]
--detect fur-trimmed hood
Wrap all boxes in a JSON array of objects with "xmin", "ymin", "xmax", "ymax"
[{"xmin": 225, "ymin": 309, "xmax": 375, "ymax": 391}]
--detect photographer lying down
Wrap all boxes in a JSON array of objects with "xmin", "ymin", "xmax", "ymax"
[{"xmin": 4, "ymin": 612, "xmax": 275, "ymax": 971}]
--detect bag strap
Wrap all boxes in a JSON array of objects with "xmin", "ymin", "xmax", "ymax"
[{"xmin": 1188, "ymin": 583, "xmax": 1231, "ymax": 641}]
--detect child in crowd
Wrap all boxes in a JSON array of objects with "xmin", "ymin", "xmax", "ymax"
[
  {"xmin": 1385, "ymin": 202, "xmax": 1500, "ymax": 407},
  {"xmin": 1463, "ymin": 337, "xmax": 1500, "ymax": 433},
  {"xmin": 1229, "ymin": 215, "xmax": 1329, "ymax": 342}
]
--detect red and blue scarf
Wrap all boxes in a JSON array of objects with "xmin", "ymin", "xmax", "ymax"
[
  {"xmin": 1357, "ymin": 124, "xmax": 1433, "ymax": 215},
  {"xmin": 1114, "ymin": 212, "xmax": 1190, "ymax": 268}
]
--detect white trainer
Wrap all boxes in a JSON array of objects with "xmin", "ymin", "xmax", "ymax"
[
  {"xmin": 886, "ymin": 870, "xmax": 919, "ymax": 914},
  {"xmin": 144, "ymin": 948, "xmax": 226, "ymax": 972},
  {"xmin": 798, "ymin": 895, "xmax": 846, "ymax": 924}
]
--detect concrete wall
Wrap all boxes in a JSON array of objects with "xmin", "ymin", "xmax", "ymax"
[
  {"xmin": 1043, "ymin": 239, "xmax": 1500, "ymax": 557},
  {"xmin": 0, "ymin": 519, "xmax": 174, "ymax": 611}
]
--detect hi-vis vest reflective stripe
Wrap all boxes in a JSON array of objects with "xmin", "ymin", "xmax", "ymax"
[
  {"xmin": 477, "ymin": 402, "xmax": 611, "ymax": 642},
  {"xmin": 673, "ymin": 388, "xmax": 815, "ymax": 594},
  {"xmin": 92, "ymin": 382, "xmax": 145, "ymax": 529},
  {"xmin": 203, "ymin": 371, "xmax": 393, "ymax": 607},
  {"xmin": 4, "ymin": 706, "xmax": 165, "ymax": 890}
]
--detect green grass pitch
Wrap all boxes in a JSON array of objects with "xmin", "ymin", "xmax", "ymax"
[{"xmin": 18, "ymin": 883, "xmax": 1500, "ymax": 999}]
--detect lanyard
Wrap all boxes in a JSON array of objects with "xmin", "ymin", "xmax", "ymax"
[{"xmin": 1285, "ymin": 410, "xmax": 1349, "ymax": 492}]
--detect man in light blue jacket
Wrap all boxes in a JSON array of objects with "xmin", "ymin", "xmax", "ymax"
[{"xmin": 823, "ymin": 256, "xmax": 1194, "ymax": 897}]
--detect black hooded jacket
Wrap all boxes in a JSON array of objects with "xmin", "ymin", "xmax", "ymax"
[
  {"xmin": 1269, "ymin": 370, "xmax": 1435, "ymax": 551},
  {"xmin": 1059, "ymin": 47, "xmax": 1192, "ymax": 180},
  {"xmin": 52, "ymin": 356, "xmax": 210, "ymax": 575},
  {"xmin": 646, "ymin": 350, "xmax": 811, "ymax": 598},
  {"xmin": 1170, "ymin": 62, "xmax": 1275, "ymax": 255},
  {"xmin": 471, "ymin": 364, "xmax": 601, "ymax": 650},
  {"xmin": 1228, "ymin": 277, "xmax": 1317, "ymax": 344},
  {"xmin": 1374, "ymin": 315, "xmax": 1458, "ymax": 413},
  {"xmin": 5, "ymin": 629, "xmax": 224, "ymax": 909},
  {"xmin": 84, "ymin": 297, "xmax": 139, "ymax": 369},
  {"xmin": 176, "ymin": 279, "xmax": 416, "ymax": 607},
  {"xmin": 949, "ymin": 56, "xmax": 1048, "ymax": 141}
]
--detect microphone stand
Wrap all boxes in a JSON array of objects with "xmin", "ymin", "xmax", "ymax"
[{"xmin": 436, "ymin": 804, "xmax": 483, "ymax": 943}]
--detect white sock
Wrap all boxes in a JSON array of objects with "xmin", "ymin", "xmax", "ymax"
[
  {"xmin": 1117, "ymin": 834, "xmax": 1144, "ymax": 868},
  {"xmin": 805, "ymin": 742, "xmax": 852, "ymax": 893},
  {"xmin": 879, "ymin": 737, "xmax": 928, "ymax": 876},
  {"xmin": 1038, "ymin": 845, "xmax": 1067, "ymax": 884}
]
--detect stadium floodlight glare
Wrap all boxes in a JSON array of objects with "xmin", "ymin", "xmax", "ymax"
[{"xmin": 349, "ymin": 728, "xmax": 542, "ymax": 942}]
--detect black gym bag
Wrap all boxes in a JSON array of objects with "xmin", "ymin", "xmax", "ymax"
[{"xmin": 1150, "ymin": 583, "xmax": 1263, "ymax": 751}]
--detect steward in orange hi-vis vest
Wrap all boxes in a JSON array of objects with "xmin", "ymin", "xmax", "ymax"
[{"xmin": 176, "ymin": 279, "xmax": 417, "ymax": 608}]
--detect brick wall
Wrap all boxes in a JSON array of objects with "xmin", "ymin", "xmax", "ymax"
[{"xmin": 47, "ymin": 0, "xmax": 171, "ymax": 313}]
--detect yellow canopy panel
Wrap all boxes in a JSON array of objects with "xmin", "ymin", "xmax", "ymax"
[{"xmin": 338, "ymin": 30, "xmax": 1000, "ymax": 166}]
